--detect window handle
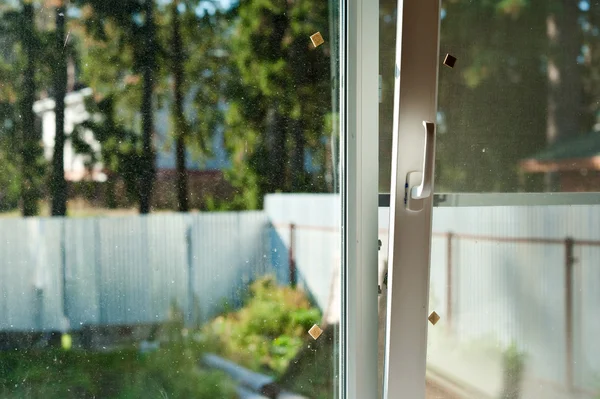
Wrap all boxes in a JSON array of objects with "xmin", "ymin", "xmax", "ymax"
[{"xmin": 405, "ymin": 121, "xmax": 436, "ymax": 211}]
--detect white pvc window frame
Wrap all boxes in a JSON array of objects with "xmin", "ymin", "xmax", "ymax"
[
  {"xmin": 340, "ymin": 0, "xmax": 379, "ymax": 398},
  {"xmin": 342, "ymin": 0, "xmax": 443, "ymax": 398},
  {"xmin": 348, "ymin": 1, "xmax": 599, "ymax": 397},
  {"xmin": 383, "ymin": 1, "xmax": 441, "ymax": 398}
]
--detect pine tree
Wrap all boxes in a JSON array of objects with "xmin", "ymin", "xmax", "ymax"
[
  {"xmin": 19, "ymin": 0, "xmax": 43, "ymax": 216},
  {"xmin": 222, "ymin": 0, "xmax": 332, "ymax": 209},
  {"xmin": 50, "ymin": 0, "xmax": 68, "ymax": 216},
  {"xmin": 73, "ymin": 0, "xmax": 159, "ymax": 213}
]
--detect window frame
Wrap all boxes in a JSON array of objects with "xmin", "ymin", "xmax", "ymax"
[
  {"xmin": 341, "ymin": 0, "xmax": 380, "ymax": 397},
  {"xmin": 382, "ymin": 0, "xmax": 441, "ymax": 398}
]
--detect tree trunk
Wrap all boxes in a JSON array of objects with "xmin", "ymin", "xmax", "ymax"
[
  {"xmin": 139, "ymin": 0, "xmax": 156, "ymax": 214},
  {"xmin": 171, "ymin": 1, "xmax": 188, "ymax": 213},
  {"xmin": 545, "ymin": 0, "xmax": 582, "ymax": 191},
  {"xmin": 291, "ymin": 116, "xmax": 305, "ymax": 191},
  {"xmin": 20, "ymin": 2, "xmax": 39, "ymax": 217},
  {"xmin": 105, "ymin": 178, "xmax": 117, "ymax": 209},
  {"xmin": 51, "ymin": 2, "xmax": 68, "ymax": 216},
  {"xmin": 265, "ymin": 108, "xmax": 287, "ymax": 194}
]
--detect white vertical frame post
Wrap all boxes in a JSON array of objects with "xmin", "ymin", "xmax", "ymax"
[
  {"xmin": 341, "ymin": 0, "xmax": 379, "ymax": 397},
  {"xmin": 384, "ymin": 1, "xmax": 441, "ymax": 398}
]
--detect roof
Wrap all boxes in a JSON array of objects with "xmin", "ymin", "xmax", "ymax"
[{"xmin": 520, "ymin": 132, "xmax": 600, "ymax": 173}]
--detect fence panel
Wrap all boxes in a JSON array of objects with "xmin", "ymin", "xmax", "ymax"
[
  {"xmin": 576, "ymin": 244, "xmax": 600, "ymax": 390},
  {"xmin": 429, "ymin": 205, "xmax": 600, "ymax": 393},
  {"xmin": 294, "ymin": 226, "xmax": 338, "ymax": 311},
  {"xmin": 189, "ymin": 212, "xmax": 269, "ymax": 324},
  {"xmin": 0, "ymin": 218, "xmax": 65, "ymax": 331},
  {"xmin": 64, "ymin": 218, "xmax": 99, "ymax": 327},
  {"xmin": 146, "ymin": 214, "xmax": 189, "ymax": 324},
  {"xmin": 96, "ymin": 216, "xmax": 154, "ymax": 325}
]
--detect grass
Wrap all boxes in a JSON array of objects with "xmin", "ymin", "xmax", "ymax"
[
  {"xmin": 0, "ymin": 278, "xmax": 334, "ymax": 399},
  {"xmin": 0, "ymin": 342, "xmax": 237, "ymax": 399}
]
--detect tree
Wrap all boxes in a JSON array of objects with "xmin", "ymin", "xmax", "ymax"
[
  {"xmin": 19, "ymin": 1, "xmax": 43, "ymax": 216},
  {"xmin": 164, "ymin": 1, "xmax": 231, "ymax": 211},
  {"xmin": 74, "ymin": 0, "xmax": 159, "ymax": 214},
  {"xmin": 0, "ymin": 5, "xmax": 25, "ymax": 213},
  {"xmin": 50, "ymin": 0, "xmax": 68, "ymax": 216},
  {"xmin": 139, "ymin": 0, "xmax": 157, "ymax": 214},
  {"xmin": 75, "ymin": 95, "xmax": 145, "ymax": 208},
  {"xmin": 222, "ymin": 0, "xmax": 332, "ymax": 209},
  {"xmin": 170, "ymin": 0, "xmax": 189, "ymax": 212}
]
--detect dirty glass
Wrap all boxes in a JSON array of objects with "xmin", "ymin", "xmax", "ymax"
[
  {"xmin": 380, "ymin": 1, "xmax": 600, "ymax": 195},
  {"xmin": 379, "ymin": 1, "xmax": 600, "ymax": 398},
  {"xmin": 0, "ymin": 1, "xmax": 341, "ymax": 398}
]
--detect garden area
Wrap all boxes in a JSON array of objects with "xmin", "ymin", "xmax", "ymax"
[{"xmin": 0, "ymin": 276, "xmax": 334, "ymax": 399}]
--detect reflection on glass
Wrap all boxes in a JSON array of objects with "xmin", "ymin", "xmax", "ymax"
[
  {"xmin": 433, "ymin": 1, "xmax": 597, "ymax": 398},
  {"xmin": 380, "ymin": 1, "xmax": 600, "ymax": 194},
  {"xmin": 436, "ymin": 1, "xmax": 600, "ymax": 194},
  {"xmin": 0, "ymin": 1, "xmax": 340, "ymax": 398},
  {"xmin": 379, "ymin": 1, "xmax": 600, "ymax": 399}
]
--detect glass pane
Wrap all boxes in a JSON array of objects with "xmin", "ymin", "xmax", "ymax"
[
  {"xmin": 0, "ymin": 1, "xmax": 341, "ymax": 398},
  {"xmin": 425, "ymin": 1, "xmax": 600, "ymax": 397},
  {"xmin": 379, "ymin": 0, "xmax": 396, "ymax": 193},
  {"xmin": 379, "ymin": 2, "xmax": 463, "ymax": 398},
  {"xmin": 379, "ymin": 1, "xmax": 600, "ymax": 398},
  {"xmin": 436, "ymin": 1, "xmax": 600, "ymax": 194}
]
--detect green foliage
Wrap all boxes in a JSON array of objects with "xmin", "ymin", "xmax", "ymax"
[
  {"xmin": 0, "ymin": 343, "xmax": 237, "ymax": 399},
  {"xmin": 503, "ymin": 343, "xmax": 525, "ymax": 374},
  {"xmin": 75, "ymin": 96, "xmax": 144, "ymax": 204},
  {"xmin": 201, "ymin": 275, "xmax": 321, "ymax": 375},
  {"xmin": 0, "ymin": 144, "xmax": 21, "ymax": 212},
  {"xmin": 0, "ymin": 101, "xmax": 21, "ymax": 212},
  {"xmin": 220, "ymin": 0, "xmax": 334, "ymax": 209},
  {"xmin": 501, "ymin": 342, "xmax": 526, "ymax": 399}
]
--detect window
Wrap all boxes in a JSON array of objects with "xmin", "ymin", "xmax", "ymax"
[
  {"xmin": 381, "ymin": 1, "xmax": 600, "ymax": 398},
  {"xmin": 0, "ymin": 1, "xmax": 383, "ymax": 398}
]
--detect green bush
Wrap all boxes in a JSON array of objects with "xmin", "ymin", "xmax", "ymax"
[
  {"xmin": 201, "ymin": 275, "xmax": 321, "ymax": 375},
  {"xmin": 501, "ymin": 343, "xmax": 526, "ymax": 399}
]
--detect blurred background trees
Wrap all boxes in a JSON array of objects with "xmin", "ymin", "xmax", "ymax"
[
  {"xmin": 381, "ymin": 0, "xmax": 600, "ymax": 195},
  {"xmin": 0, "ymin": 0, "xmax": 598, "ymax": 216}
]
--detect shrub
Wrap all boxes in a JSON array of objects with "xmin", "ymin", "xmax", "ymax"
[{"xmin": 201, "ymin": 275, "xmax": 321, "ymax": 375}]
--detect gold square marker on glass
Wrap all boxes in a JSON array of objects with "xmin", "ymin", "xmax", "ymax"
[
  {"xmin": 310, "ymin": 32, "xmax": 325, "ymax": 48},
  {"xmin": 308, "ymin": 324, "xmax": 323, "ymax": 340},
  {"xmin": 428, "ymin": 311, "xmax": 440, "ymax": 325},
  {"xmin": 443, "ymin": 54, "xmax": 457, "ymax": 68}
]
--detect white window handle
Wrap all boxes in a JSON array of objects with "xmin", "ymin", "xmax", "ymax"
[{"xmin": 405, "ymin": 121, "xmax": 436, "ymax": 211}]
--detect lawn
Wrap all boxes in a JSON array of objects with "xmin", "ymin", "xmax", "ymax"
[{"xmin": 0, "ymin": 343, "xmax": 237, "ymax": 399}]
